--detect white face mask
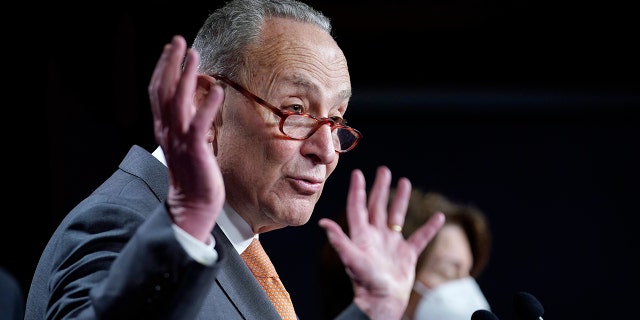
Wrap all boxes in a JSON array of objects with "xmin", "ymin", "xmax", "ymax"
[{"xmin": 412, "ymin": 276, "xmax": 491, "ymax": 320}]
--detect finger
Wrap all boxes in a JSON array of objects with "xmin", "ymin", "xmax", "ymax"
[
  {"xmin": 345, "ymin": 169, "xmax": 368, "ymax": 239},
  {"xmin": 387, "ymin": 177, "xmax": 411, "ymax": 231},
  {"xmin": 318, "ymin": 218, "xmax": 354, "ymax": 260},
  {"xmin": 367, "ymin": 166, "xmax": 392, "ymax": 228},
  {"xmin": 318, "ymin": 218, "xmax": 349, "ymax": 251},
  {"xmin": 193, "ymin": 83, "xmax": 224, "ymax": 138},
  {"xmin": 174, "ymin": 48, "xmax": 200, "ymax": 133},
  {"xmin": 150, "ymin": 36, "xmax": 187, "ymax": 145},
  {"xmin": 407, "ymin": 211, "xmax": 445, "ymax": 253}
]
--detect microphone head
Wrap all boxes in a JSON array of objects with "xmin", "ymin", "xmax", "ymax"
[
  {"xmin": 471, "ymin": 309, "xmax": 500, "ymax": 320},
  {"xmin": 513, "ymin": 291, "xmax": 544, "ymax": 319}
]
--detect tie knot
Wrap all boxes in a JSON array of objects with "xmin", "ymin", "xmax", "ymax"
[{"xmin": 241, "ymin": 238, "xmax": 278, "ymax": 277}]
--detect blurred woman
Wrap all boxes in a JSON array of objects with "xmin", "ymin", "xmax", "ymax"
[{"xmin": 400, "ymin": 190, "xmax": 492, "ymax": 320}]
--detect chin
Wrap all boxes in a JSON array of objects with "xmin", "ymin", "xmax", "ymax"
[
  {"xmin": 283, "ymin": 205, "xmax": 314, "ymax": 226},
  {"xmin": 269, "ymin": 195, "xmax": 316, "ymax": 225},
  {"xmin": 282, "ymin": 208, "xmax": 312, "ymax": 226}
]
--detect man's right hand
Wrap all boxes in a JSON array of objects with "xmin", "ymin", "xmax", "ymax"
[{"xmin": 148, "ymin": 35, "xmax": 226, "ymax": 244}]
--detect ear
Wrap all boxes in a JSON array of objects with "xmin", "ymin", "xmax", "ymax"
[
  {"xmin": 195, "ymin": 75, "xmax": 221, "ymax": 153},
  {"xmin": 195, "ymin": 74, "xmax": 214, "ymax": 107}
]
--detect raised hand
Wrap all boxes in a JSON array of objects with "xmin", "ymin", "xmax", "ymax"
[
  {"xmin": 319, "ymin": 166, "xmax": 445, "ymax": 320},
  {"xmin": 148, "ymin": 35, "xmax": 226, "ymax": 243}
]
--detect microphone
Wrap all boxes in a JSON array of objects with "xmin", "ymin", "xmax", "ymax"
[
  {"xmin": 513, "ymin": 291, "xmax": 544, "ymax": 320},
  {"xmin": 471, "ymin": 309, "xmax": 500, "ymax": 320}
]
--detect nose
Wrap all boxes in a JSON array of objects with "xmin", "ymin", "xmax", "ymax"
[{"xmin": 300, "ymin": 123, "xmax": 337, "ymax": 164}]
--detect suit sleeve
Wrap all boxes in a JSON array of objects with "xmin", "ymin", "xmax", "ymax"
[
  {"xmin": 46, "ymin": 199, "xmax": 221, "ymax": 320},
  {"xmin": 334, "ymin": 303, "xmax": 370, "ymax": 320}
]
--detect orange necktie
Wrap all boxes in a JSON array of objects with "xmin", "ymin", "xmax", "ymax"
[{"xmin": 240, "ymin": 238, "xmax": 297, "ymax": 320}]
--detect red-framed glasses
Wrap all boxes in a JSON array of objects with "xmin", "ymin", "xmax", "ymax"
[{"xmin": 213, "ymin": 74, "xmax": 362, "ymax": 153}]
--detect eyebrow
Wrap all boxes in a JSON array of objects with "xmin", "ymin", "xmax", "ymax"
[{"xmin": 287, "ymin": 74, "xmax": 352, "ymax": 104}]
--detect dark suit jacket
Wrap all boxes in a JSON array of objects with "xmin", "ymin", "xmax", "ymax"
[
  {"xmin": 25, "ymin": 145, "xmax": 367, "ymax": 320},
  {"xmin": 0, "ymin": 267, "xmax": 25, "ymax": 320}
]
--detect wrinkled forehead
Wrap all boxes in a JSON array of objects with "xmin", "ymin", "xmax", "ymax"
[{"xmin": 241, "ymin": 17, "xmax": 350, "ymax": 94}]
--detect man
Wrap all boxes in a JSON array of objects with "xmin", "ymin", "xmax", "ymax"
[{"xmin": 25, "ymin": 1, "xmax": 444, "ymax": 319}]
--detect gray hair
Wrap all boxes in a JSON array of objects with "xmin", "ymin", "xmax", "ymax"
[{"xmin": 192, "ymin": 0, "xmax": 332, "ymax": 79}]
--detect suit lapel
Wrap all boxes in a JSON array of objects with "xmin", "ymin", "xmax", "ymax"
[
  {"xmin": 212, "ymin": 226, "xmax": 282, "ymax": 319},
  {"xmin": 118, "ymin": 145, "xmax": 169, "ymax": 201},
  {"xmin": 123, "ymin": 145, "xmax": 286, "ymax": 319}
]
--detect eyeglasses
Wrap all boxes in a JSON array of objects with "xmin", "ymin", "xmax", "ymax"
[{"xmin": 212, "ymin": 74, "xmax": 362, "ymax": 153}]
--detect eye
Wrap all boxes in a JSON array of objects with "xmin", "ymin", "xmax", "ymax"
[
  {"xmin": 283, "ymin": 104, "xmax": 304, "ymax": 113},
  {"xmin": 330, "ymin": 116, "xmax": 345, "ymax": 125}
]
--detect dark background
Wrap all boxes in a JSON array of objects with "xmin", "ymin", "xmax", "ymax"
[{"xmin": 5, "ymin": 1, "xmax": 639, "ymax": 319}]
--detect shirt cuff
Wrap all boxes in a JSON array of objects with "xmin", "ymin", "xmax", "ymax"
[{"xmin": 172, "ymin": 224, "xmax": 218, "ymax": 265}]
